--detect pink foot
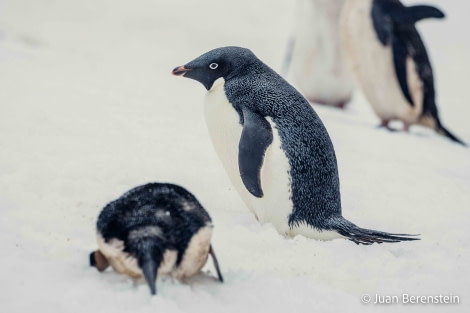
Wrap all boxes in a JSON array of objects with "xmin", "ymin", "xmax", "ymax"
[{"xmin": 379, "ymin": 120, "xmax": 397, "ymax": 132}]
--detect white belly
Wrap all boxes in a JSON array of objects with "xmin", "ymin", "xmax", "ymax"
[
  {"xmin": 290, "ymin": 0, "xmax": 353, "ymax": 105},
  {"xmin": 204, "ymin": 78, "xmax": 294, "ymax": 234},
  {"xmin": 340, "ymin": 0, "xmax": 423, "ymax": 123}
]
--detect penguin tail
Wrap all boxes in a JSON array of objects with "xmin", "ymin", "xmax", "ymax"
[
  {"xmin": 332, "ymin": 218, "xmax": 420, "ymax": 245},
  {"xmin": 436, "ymin": 123, "xmax": 467, "ymax": 147}
]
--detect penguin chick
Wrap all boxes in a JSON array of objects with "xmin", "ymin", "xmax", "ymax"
[
  {"xmin": 282, "ymin": 0, "xmax": 354, "ymax": 108},
  {"xmin": 172, "ymin": 46, "xmax": 419, "ymax": 245},
  {"xmin": 89, "ymin": 183, "xmax": 223, "ymax": 295},
  {"xmin": 340, "ymin": 0, "xmax": 466, "ymax": 145}
]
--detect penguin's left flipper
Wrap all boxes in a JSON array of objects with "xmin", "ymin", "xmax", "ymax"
[
  {"xmin": 407, "ymin": 5, "xmax": 445, "ymax": 23},
  {"xmin": 209, "ymin": 245, "xmax": 224, "ymax": 283},
  {"xmin": 89, "ymin": 250, "xmax": 110, "ymax": 271},
  {"xmin": 391, "ymin": 34, "xmax": 414, "ymax": 106},
  {"xmin": 238, "ymin": 109, "xmax": 273, "ymax": 198}
]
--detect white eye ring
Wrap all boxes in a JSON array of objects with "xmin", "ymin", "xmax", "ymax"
[{"xmin": 209, "ymin": 63, "xmax": 218, "ymax": 70}]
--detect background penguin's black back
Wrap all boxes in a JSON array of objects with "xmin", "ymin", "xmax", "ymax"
[{"xmin": 97, "ymin": 183, "xmax": 211, "ymax": 264}]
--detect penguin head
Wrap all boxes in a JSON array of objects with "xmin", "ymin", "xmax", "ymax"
[{"xmin": 172, "ymin": 46, "xmax": 256, "ymax": 90}]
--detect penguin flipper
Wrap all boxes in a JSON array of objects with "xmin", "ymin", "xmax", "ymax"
[
  {"xmin": 407, "ymin": 5, "xmax": 445, "ymax": 23},
  {"xmin": 391, "ymin": 34, "xmax": 414, "ymax": 106},
  {"xmin": 371, "ymin": 3, "xmax": 392, "ymax": 45},
  {"xmin": 238, "ymin": 109, "xmax": 273, "ymax": 198},
  {"xmin": 333, "ymin": 218, "xmax": 420, "ymax": 245},
  {"xmin": 209, "ymin": 245, "xmax": 224, "ymax": 282}
]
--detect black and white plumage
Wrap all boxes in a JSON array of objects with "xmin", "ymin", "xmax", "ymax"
[
  {"xmin": 172, "ymin": 46, "xmax": 418, "ymax": 244},
  {"xmin": 341, "ymin": 0, "xmax": 466, "ymax": 145},
  {"xmin": 89, "ymin": 183, "xmax": 223, "ymax": 295}
]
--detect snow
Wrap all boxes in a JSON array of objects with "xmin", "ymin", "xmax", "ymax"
[{"xmin": 0, "ymin": 0, "xmax": 469, "ymax": 312}]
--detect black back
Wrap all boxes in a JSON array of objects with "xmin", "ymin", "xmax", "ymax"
[{"xmin": 97, "ymin": 183, "xmax": 211, "ymax": 265}]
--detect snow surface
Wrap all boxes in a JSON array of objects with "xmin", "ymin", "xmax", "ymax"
[{"xmin": 0, "ymin": 0, "xmax": 469, "ymax": 312}]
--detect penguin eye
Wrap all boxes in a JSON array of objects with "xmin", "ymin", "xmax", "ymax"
[{"xmin": 209, "ymin": 63, "xmax": 219, "ymax": 70}]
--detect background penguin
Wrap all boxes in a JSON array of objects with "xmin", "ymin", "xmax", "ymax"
[
  {"xmin": 172, "ymin": 46, "xmax": 418, "ymax": 244},
  {"xmin": 89, "ymin": 182, "xmax": 223, "ymax": 295},
  {"xmin": 282, "ymin": 0, "xmax": 354, "ymax": 108},
  {"xmin": 340, "ymin": 0, "xmax": 466, "ymax": 145}
]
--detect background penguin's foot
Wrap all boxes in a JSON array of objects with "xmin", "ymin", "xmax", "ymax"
[
  {"xmin": 332, "ymin": 218, "xmax": 420, "ymax": 245},
  {"xmin": 403, "ymin": 123, "xmax": 411, "ymax": 132},
  {"xmin": 378, "ymin": 120, "xmax": 397, "ymax": 132}
]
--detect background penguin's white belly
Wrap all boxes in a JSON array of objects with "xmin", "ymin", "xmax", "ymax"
[
  {"xmin": 291, "ymin": 0, "xmax": 353, "ymax": 104},
  {"xmin": 204, "ymin": 78, "xmax": 293, "ymax": 234},
  {"xmin": 341, "ymin": 0, "xmax": 423, "ymax": 122}
]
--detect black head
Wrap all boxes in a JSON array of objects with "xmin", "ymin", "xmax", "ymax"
[{"xmin": 172, "ymin": 46, "xmax": 257, "ymax": 90}]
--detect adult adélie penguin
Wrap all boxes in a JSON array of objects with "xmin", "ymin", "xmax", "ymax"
[
  {"xmin": 172, "ymin": 46, "xmax": 419, "ymax": 245},
  {"xmin": 340, "ymin": 0, "xmax": 466, "ymax": 145}
]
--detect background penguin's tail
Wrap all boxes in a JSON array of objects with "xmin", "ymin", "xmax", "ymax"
[
  {"xmin": 436, "ymin": 123, "xmax": 467, "ymax": 147},
  {"xmin": 331, "ymin": 217, "xmax": 420, "ymax": 245},
  {"xmin": 420, "ymin": 109, "xmax": 467, "ymax": 146}
]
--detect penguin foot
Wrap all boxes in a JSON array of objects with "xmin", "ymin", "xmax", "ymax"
[
  {"xmin": 403, "ymin": 123, "xmax": 411, "ymax": 132},
  {"xmin": 378, "ymin": 120, "xmax": 397, "ymax": 132},
  {"xmin": 333, "ymin": 218, "xmax": 420, "ymax": 245}
]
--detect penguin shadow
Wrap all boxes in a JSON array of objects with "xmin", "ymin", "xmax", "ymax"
[
  {"xmin": 0, "ymin": 29, "xmax": 46, "ymax": 49},
  {"xmin": 95, "ymin": 268, "xmax": 221, "ymax": 292},
  {"xmin": 184, "ymin": 269, "xmax": 225, "ymax": 286},
  {"xmin": 310, "ymin": 100, "xmax": 375, "ymax": 130},
  {"xmin": 308, "ymin": 99, "xmax": 348, "ymax": 110},
  {"xmin": 377, "ymin": 121, "xmax": 458, "ymax": 144}
]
